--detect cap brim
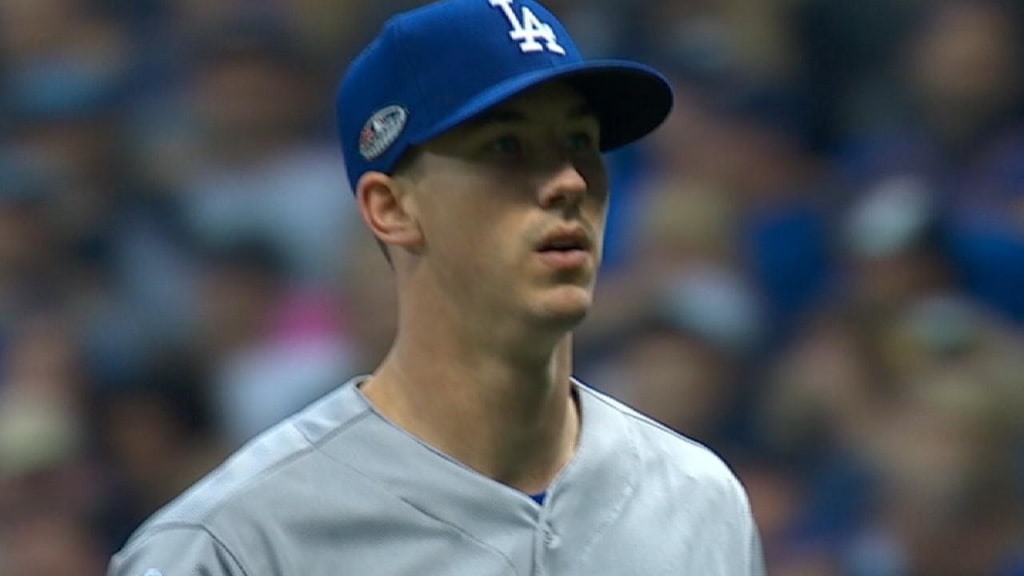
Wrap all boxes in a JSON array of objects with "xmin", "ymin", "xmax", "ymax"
[{"xmin": 413, "ymin": 60, "xmax": 673, "ymax": 153}]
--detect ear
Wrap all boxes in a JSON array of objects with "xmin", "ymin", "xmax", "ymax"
[{"xmin": 356, "ymin": 171, "xmax": 424, "ymax": 253}]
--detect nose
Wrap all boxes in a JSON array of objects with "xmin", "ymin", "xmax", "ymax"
[{"xmin": 538, "ymin": 162, "xmax": 588, "ymax": 211}]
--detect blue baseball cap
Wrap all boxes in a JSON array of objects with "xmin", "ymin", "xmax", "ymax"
[{"xmin": 337, "ymin": 0, "xmax": 673, "ymax": 191}]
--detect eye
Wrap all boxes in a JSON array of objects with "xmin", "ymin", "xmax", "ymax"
[
  {"xmin": 485, "ymin": 134, "xmax": 525, "ymax": 158},
  {"xmin": 565, "ymin": 131, "xmax": 598, "ymax": 153}
]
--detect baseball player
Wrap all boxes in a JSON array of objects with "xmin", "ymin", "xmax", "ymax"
[{"xmin": 109, "ymin": 0, "xmax": 764, "ymax": 574}]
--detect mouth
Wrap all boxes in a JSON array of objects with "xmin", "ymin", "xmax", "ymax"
[
  {"xmin": 537, "ymin": 228, "xmax": 592, "ymax": 254},
  {"xmin": 535, "ymin": 228, "xmax": 593, "ymax": 271}
]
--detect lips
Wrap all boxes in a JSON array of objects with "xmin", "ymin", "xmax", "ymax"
[
  {"xmin": 536, "ymin": 227, "xmax": 593, "ymax": 271},
  {"xmin": 537, "ymin": 228, "xmax": 592, "ymax": 253}
]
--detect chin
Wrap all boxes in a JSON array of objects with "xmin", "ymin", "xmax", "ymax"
[{"xmin": 531, "ymin": 285, "xmax": 593, "ymax": 328}]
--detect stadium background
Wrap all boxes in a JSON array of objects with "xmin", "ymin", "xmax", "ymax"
[{"xmin": 1, "ymin": 0, "xmax": 1024, "ymax": 574}]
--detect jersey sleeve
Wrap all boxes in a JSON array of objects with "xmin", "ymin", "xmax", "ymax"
[
  {"xmin": 733, "ymin": 478, "xmax": 767, "ymax": 576},
  {"xmin": 746, "ymin": 518, "xmax": 767, "ymax": 576},
  {"xmin": 108, "ymin": 525, "xmax": 247, "ymax": 576}
]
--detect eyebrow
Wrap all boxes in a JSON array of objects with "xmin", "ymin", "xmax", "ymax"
[{"xmin": 466, "ymin": 102, "xmax": 597, "ymax": 129}]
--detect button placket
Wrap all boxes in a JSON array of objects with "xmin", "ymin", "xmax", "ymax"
[{"xmin": 542, "ymin": 525, "xmax": 559, "ymax": 548}]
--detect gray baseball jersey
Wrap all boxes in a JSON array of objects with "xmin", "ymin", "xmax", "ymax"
[{"xmin": 109, "ymin": 377, "xmax": 764, "ymax": 575}]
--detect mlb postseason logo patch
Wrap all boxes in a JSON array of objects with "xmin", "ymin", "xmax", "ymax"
[
  {"xmin": 359, "ymin": 105, "xmax": 408, "ymax": 161},
  {"xmin": 489, "ymin": 0, "xmax": 566, "ymax": 55}
]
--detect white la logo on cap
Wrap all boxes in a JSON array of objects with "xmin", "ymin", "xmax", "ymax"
[
  {"xmin": 489, "ymin": 0, "xmax": 566, "ymax": 55},
  {"xmin": 359, "ymin": 105, "xmax": 408, "ymax": 161}
]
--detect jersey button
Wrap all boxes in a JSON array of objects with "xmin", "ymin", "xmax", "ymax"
[{"xmin": 543, "ymin": 528, "xmax": 560, "ymax": 548}]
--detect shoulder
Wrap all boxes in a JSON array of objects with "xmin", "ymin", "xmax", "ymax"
[
  {"xmin": 109, "ymin": 524, "xmax": 245, "ymax": 576},
  {"xmin": 576, "ymin": 384, "xmax": 763, "ymax": 571},
  {"xmin": 112, "ymin": 379, "xmax": 372, "ymax": 573},
  {"xmin": 577, "ymin": 382, "xmax": 748, "ymax": 499}
]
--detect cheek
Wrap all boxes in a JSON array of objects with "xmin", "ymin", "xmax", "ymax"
[
  {"xmin": 585, "ymin": 189, "xmax": 610, "ymax": 252},
  {"xmin": 581, "ymin": 156, "xmax": 609, "ymax": 194},
  {"xmin": 581, "ymin": 159, "xmax": 611, "ymax": 217},
  {"xmin": 420, "ymin": 185, "xmax": 522, "ymax": 266}
]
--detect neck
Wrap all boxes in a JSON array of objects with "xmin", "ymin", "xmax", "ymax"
[{"xmin": 362, "ymin": 316, "xmax": 580, "ymax": 496}]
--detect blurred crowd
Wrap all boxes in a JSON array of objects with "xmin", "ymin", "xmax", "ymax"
[{"xmin": 1, "ymin": 0, "xmax": 1023, "ymax": 575}]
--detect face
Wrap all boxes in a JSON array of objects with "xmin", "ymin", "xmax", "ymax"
[
  {"xmin": 397, "ymin": 81, "xmax": 609, "ymax": 331},
  {"xmin": 912, "ymin": 1, "xmax": 1022, "ymax": 126}
]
